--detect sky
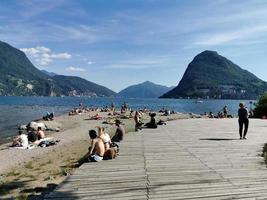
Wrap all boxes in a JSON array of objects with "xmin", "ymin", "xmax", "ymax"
[{"xmin": 1, "ymin": 0, "xmax": 267, "ymax": 92}]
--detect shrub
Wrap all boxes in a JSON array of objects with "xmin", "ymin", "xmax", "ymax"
[{"xmin": 253, "ymin": 92, "xmax": 267, "ymax": 118}]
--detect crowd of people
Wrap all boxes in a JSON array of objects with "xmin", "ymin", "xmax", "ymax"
[
  {"xmin": 11, "ymin": 126, "xmax": 47, "ymax": 149},
  {"xmin": 11, "ymin": 101, "xmax": 251, "ymax": 162},
  {"xmin": 82, "ymin": 102, "xmax": 172, "ymax": 163}
]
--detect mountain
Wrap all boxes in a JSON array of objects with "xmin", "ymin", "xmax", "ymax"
[
  {"xmin": 118, "ymin": 81, "xmax": 172, "ymax": 98},
  {"xmin": 0, "ymin": 40, "xmax": 55, "ymax": 96},
  {"xmin": 41, "ymin": 70, "xmax": 57, "ymax": 77},
  {"xmin": 161, "ymin": 50, "xmax": 267, "ymax": 99},
  {"xmin": 52, "ymin": 75, "xmax": 116, "ymax": 97},
  {"xmin": 0, "ymin": 40, "xmax": 115, "ymax": 97}
]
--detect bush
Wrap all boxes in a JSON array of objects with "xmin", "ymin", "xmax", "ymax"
[{"xmin": 253, "ymin": 92, "xmax": 267, "ymax": 118}]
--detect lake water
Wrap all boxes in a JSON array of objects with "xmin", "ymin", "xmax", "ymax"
[{"xmin": 0, "ymin": 96, "xmax": 254, "ymax": 143}]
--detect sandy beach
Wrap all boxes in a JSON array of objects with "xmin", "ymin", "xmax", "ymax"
[{"xmin": 0, "ymin": 109, "xmax": 191, "ymax": 199}]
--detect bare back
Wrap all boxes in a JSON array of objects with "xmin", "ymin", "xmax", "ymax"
[{"xmin": 93, "ymin": 138, "xmax": 105, "ymax": 156}]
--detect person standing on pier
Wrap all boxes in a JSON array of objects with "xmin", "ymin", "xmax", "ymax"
[{"xmin": 238, "ymin": 103, "xmax": 249, "ymax": 139}]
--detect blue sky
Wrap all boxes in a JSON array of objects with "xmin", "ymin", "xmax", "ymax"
[{"xmin": 1, "ymin": 0, "xmax": 267, "ymax": 92}]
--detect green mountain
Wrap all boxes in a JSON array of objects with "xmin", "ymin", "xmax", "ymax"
[
  {"xmin": 161, "ymin": 50, "xmax": 267, "ymax": 99},
  {"xmin": 0, "ymin": 40, "xmax": 115, "ymax": 97},
  {"xmin": 118, "ymin": 81, "xmax": 172, "ymax": 98},
  {"xmin": 0, "ymin": 41, "xmax": 55, "ymax": 96},
  {"xmin": 52, "ymin": 75, "xmax": 115, "ymax": 97}
]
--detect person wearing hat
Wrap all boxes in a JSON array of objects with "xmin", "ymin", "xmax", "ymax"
[
  {"xmin": 111, "ymin": 120, "xmax": 125, "ymax": 142},
  {"xmin": 238, "ymin": 102, "xmax": 249, "ymax": 139}
]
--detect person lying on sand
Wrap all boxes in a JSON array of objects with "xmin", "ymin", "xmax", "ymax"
[
  {"xmin": 89, "ymin": 113, "xmax": 103, "ymax": 120},
  {"xmin": 11, "ymin": 130, "xmax": 28, "ymax": 148},
  {"xmin": 87, "ymin": 129, "xmax": 105, "ymax": 162}
]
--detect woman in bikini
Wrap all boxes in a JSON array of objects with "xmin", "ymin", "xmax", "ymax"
[{"xmin": 98, "ymin": 127, "xmax": 111, "ymax": 149}]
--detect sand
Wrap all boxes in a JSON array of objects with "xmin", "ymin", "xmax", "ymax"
[{"xmin": 0, "ymin": 110, "xmax": 192, "ymax": 199}]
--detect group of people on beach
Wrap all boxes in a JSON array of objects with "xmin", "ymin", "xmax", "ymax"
[
  {"xmin": 83, "ymin": 119, "xmax": 125, "ymax": 162},
  {"xmin": 11, "ymin": 126, "xmax": 46, "ymax": 148},
  {"xmin": 84, "ymin": 103, "xmax": 170, "ymax": 162},
  {"xmin": 134, "ymin": 110, "xmax": 167, "ymax": 131},
  {"xmin": 204, "ymin": 105, "xmax": 233, "ymax": 119}
]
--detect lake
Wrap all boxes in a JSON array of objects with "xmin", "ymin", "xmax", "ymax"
[{"xmin": 0, "ymin": 96, "xmax": 255, "ymax": 143}]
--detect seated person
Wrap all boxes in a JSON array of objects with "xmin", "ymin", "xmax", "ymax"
[
  {"xmin": 88, "ymin": 130, "xmax": 105, "ymax": 162},
  {"xmin": 145, "ymin": 113, "xmax": 158, "ymax": 129},
  {"xmin": 43, "ymin": 112, "xmax": 54, "ymax": 120},
  {"xmin": 11, "ymin": 131, "xmax": 28, "ymax": 148},
  {"xmin": 27, "ymin": 128, "xmax": 38, "ymax": 143},
  {"xmin": 36, "ymin": 127, "xmax": 45, "ymax": 140},
  {"xmin": 111, "ymin": 120, "xmax": 125, "ymax": 142},
  {"xmin": 134, "ymin": 111, "xmax": 143, "ymax": 131},
  {"xmin": 103, "ymin": 147, "xmax": 117, "ymax": 160},
  {"xmin": 98, "ymin": 127, "xmax": 111, "ymax": 149}
]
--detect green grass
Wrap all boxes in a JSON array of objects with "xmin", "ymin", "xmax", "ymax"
[
  {"xmin": 24, "ymin": 161, "xmax": 34, "ymax": 169},
  {"xmin": 262, "ymin": 143, "xmax": 267, "ymax": 164}
]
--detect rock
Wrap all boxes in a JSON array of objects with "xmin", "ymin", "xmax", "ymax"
[
  {"xmin": 19, "ymin": 125, "xmax": 27, "ymax": 130},
  {"xmin": 27, "ymin": 122, "xmax": 46, "ymax": 130},
  {"xmin": 43, "ymin": 121, "xmax": 62, "ymax": 131}
]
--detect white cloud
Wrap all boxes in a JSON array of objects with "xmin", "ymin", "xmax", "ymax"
[
  {"xmin": 51, "ymin": 53, "xmax": 71, "ymax": 59},
  {"xmin": 66, "ymin": 66, "xmax": 86, "ymax": 72},
  {"xmin": 20, "ymin": 46, "xmax": 71, "ymax": 66},
  {"xmin": 87, "ymin": 61, "xmax": 95, "ymax": 65},
  {"xmin": 195, "ymin": 25, "xmax": 267, "ymax": 46}
]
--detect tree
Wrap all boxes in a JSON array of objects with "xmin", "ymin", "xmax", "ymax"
[{"xmin": 253, "ymin": 92, "xmax": 267, "ymax": 118}]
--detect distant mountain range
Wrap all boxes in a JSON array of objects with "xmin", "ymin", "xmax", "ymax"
[
  {"xmin": 161, "ymin": 50, "xmax": 267, "ymax": 99},
  {"xmin": 118, "ymin": 81, "xmax": 174, "ymax": 98},
  {"xmin": 0, "ymin": 40, "xmax": 115, "ymax": 97},
  {"xmin": 2, "ymin": 40, "xmax": 266, "ymax": 99}
]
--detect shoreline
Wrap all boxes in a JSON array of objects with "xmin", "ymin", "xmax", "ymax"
[{"xmin": 0, "ymin": 109, "xmax": 192, "ymax": 199}]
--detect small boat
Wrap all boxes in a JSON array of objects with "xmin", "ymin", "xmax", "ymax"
[{"xmin": 195, "ymin": 100, "xmax": 203, "ymax": 103}]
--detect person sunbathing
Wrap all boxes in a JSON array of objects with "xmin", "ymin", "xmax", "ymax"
[
  {"xmin": 88, "ymin": 130, "xmax": 105, "ymax": 162},
  {"xmin": 11, "ymin": 131, "xmax": 28, "ymax": 148},
  {"xmin": 98, "ymin": 127, "xmax": 111, "ymax": 149},
  {"xmin": 111, "ymin": 120, "xmax": 125, "ymax": 142},
  {"xmin": 134, "ymin": 111, "xmax": 143, "ymax": 131},
  {"xmin": 90, "ymin": 113, "xmax": 103, "ymax": 120},
  {"xmin": 36, "ymin": 127, "xmax": 46, "ymax": 140}
]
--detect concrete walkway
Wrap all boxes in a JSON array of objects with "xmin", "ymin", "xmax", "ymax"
[{"xmin": 45, "ymin": 118, "xmax": 267, "ymax": 199}]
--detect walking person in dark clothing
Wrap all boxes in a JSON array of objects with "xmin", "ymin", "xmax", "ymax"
[{"xmin": 238, "ymin": 103, "xmax": 249, "ymax": 139}]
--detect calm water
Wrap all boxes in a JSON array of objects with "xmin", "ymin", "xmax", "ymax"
[{"xmin": 0, "ymin": 96, "xmax": 254, "ymax": 143}]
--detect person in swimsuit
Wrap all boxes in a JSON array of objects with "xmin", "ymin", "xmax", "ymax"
[
  {"xmin": 88, "ymin": 129, "xmax": 105, "ymax": 162},
  {"xmin": 36, "ymin": 127, "xmax": 45, "ymax": 140},
  {"xmin": 134, "ymin": 111, "xmax": 143, "ymax": 131},
  {"xmin": 98, "ymin": 127, "xmax": 111, "ymax": 149}
]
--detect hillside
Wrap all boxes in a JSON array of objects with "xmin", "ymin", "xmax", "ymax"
[
  {"xmin": 161, "ymin": 50, "xmax": 267, "ymax": 99},
  {"xmin": 52, "ymin": 75, "xmax": 116, "ymax": 97},
  {"xmin": 118, "ymin": 81, "xmax": 172, "ymax": 98},
  {"xmin": 0, "ymin": 41, "xmax": 55, "ymax": 96},
  {"xmin": 0, "ymin": 40, "xmax": 115, "ymax": 97}
]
